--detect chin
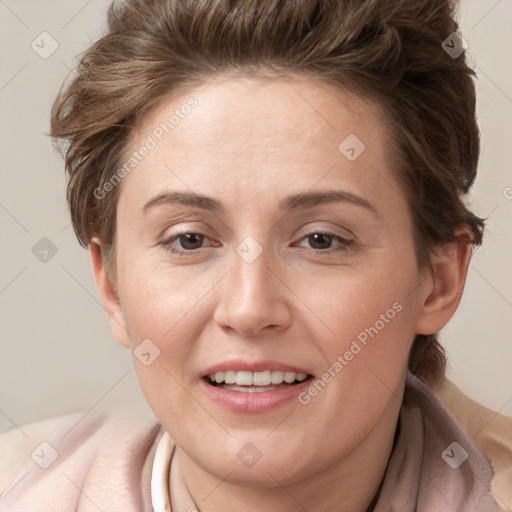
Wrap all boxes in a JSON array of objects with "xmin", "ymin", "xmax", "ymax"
[
  {"xmin": 190, "ymin": 436, "xmax": 319, "ymax": 488},
  {"xmin": 211, "ymin": 459, "xmax": 310, "ymax": 489}
]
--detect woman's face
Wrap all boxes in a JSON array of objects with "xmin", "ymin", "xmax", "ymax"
[{"xmin": 104, "ymin": 76, "xmax": 433, "ymax": 485}]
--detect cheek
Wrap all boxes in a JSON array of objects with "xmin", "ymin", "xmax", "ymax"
[
  {"xmin": 295, "ymin": 255, "xmax": 418, "ymax": 338},
  {"xmin": 120, "ymin": 258, "xmax": 208, "ymax": 337},
  {"xmin": 294, "ymin": 256, "xmax": 420, "ymax": 403},
  {"xmin": 117, "ymin": 259, "xmax": 219, "ymax": 411}
]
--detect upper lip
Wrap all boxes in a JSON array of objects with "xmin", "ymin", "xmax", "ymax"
[{"xmin": 201, "ymin": 360, "xmax": 312, "ymax": 378}]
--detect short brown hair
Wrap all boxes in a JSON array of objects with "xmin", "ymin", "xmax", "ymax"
[{"xmin": 50, "ymin": 0, "xmax": 485, "ymax": 388}]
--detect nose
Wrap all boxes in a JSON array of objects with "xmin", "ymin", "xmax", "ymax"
[{"xmin": 213, "ymin": 247, "xmax": 292, "ymax": 336}]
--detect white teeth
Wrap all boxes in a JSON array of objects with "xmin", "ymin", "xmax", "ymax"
[
  {"xmin": 219, "ymin": 385, "xmax": 278, "ymax": 393},
  {"xmin": 208, "ymin": 370, "xmax": 309, "ymax": 386},
  {"xmin": 235, "ymin": 371, "xmax": 253, "ymax": 386},
  {"xmin": 284, "ymin": 372, "xmax": 296, "ymax": 383},
  {"xmin": 253, "ymin": 370, "xmax": 271, "ymax": 386},
  {"xmin": 271, "ymin": 371, "xmax": 285, "ymax": 384},
  {"xmin": 224, "ymin": 371, "xmax": 236, "ymax": 384}
]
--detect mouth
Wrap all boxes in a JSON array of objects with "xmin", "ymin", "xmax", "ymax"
[
  {"xmin": 199, "ymin": 362, "xmax": 316, "ymax": 411},
  {"xmin": 203, "ymin": 370, "xmax": 314, "ymax": 393}
]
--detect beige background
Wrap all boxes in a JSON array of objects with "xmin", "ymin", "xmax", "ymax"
[{"xmin": 0, "ymin": 0, "xmax": 511, "ymax": 433}]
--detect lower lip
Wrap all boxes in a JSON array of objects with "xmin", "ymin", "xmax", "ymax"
[{"xmin": 199, "ymin": 377, "xmax": 313, "ymax": 412}]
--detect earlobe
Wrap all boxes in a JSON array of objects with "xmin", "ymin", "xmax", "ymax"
[
  {"xmin": 89, "ymin": 238, "xmax": 130, "ymax": 348},
  {"xmin": 415, "ymin": 228, "xmax": 473, "ymax": 336}
]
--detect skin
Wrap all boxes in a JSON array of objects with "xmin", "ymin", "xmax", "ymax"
[{"xmin": 90, "ymin": 74, "xmax": 472, "ymax": 512}]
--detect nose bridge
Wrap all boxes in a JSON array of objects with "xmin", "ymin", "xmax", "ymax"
[{"xmin": 213, "ymin": 240, "xmax": 291, "ymax": 335}]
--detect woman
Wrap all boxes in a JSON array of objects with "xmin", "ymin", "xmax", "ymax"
[{"xmin": 0, "ymin": 0, "xmax": 510, "ymax": 510}]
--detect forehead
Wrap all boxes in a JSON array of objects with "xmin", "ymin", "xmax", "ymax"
[
  {"xmin": 133, "ymin": 74, "xmax": 388, "ymax": 152},
  {"xmin": 118, "ymin": 75, "xmax": 400, "ymax": 216}
]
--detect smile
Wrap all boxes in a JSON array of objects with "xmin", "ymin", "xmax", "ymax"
[
  {"xmin": 207, "ymin": 370, "xmax": 309, "ymax": 391},
  {"xmin": 200, "ymin": 368, "xmax": 314, "ymax": 412}
]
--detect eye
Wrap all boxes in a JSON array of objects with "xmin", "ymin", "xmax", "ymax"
[
  {"xmin": 161, "ymin": 232, "xmax": 214, "ymax": 253},
  {"xmin": 297, "ymin": 232, "xmax": 353, "ymax": 253},
  {"xmin": 160, "ymin": 231, "xmax": 353, "ymax": 256}
]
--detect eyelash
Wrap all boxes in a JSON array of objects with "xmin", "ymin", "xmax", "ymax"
[{"xmin": 160, "ymin": 231, "xmax": 354, "ymax": 256}]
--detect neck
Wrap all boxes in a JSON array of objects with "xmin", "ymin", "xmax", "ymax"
[{"xmin": 176, "ymin": 389, "xmax": 403, "ymax": 512}]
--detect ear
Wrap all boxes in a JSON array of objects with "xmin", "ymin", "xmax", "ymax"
[
  {"xmin": 89, "ymin": 237, "xmax": 130, "ymax": 348},
  {"xmin": 415, "ymin": 227, "xmax": 473, "ymax": 335}
]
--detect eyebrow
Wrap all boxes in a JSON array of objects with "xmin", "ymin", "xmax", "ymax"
[{"xmin": 142, "ymin": 190, "xmax": 379, "ymax": 217}]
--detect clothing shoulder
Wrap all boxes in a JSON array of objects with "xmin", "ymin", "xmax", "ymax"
[
  {"xmin": 435, "ymin": 377, "xmax": 512, "ymax": 511},
  {"xmin": 0, "ymin": 411, "xmax": 82, "ymax": 497},
  {"xmin": 0, "ymin": 403, "xmax": 161, "ymax": 510}
]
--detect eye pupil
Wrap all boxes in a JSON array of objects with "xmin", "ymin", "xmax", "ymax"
[
  {"xmin": 180, "ymin": 233, "xmax": 204, "ymax": 250},
  {"xmin": 309, "ymin": 233, "xmax": 333, "ymax": 249}
]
